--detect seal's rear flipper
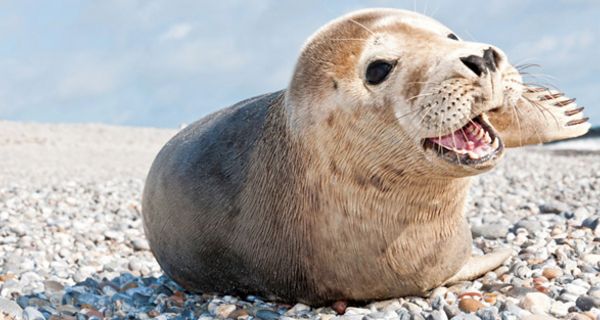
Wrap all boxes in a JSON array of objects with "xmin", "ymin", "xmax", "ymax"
[
  {"xmin": 487, "ymin": 87, "xmax": 591, "ymax": 148},
  {"xmin": 443, "ymin": 248, "xmax": 512, "ymax": 285}
]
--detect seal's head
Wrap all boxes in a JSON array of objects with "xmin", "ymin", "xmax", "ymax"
[{"xmin": 287, "ymin": 9, "xmax": 524, "ymax": 178}]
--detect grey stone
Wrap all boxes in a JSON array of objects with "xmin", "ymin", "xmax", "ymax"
[
  {"xmin": 23, "ymin": 306, "xmax": 46, "ymax": 320},
  {"xmin": 581, "ymin": 217, "xmax": 599, "ymax": 230},
  {"xmin": 442, "ymin": 304, "xmax": 460, "ymax": 319},
  {"xmin": 426, "ymin": 310, "xmax": 447, "ymax": 320},
  {"xmin": 514, "ymin": 219, "xmax": 543, "ymax": 234},
  {"xmin": 575, "ymin": 295, "xmax": 600, "ymax": 311},
  {"xmin": 131, "ymin": 238, "xmax": 150, "ymax": 251},
  {"xmin": 396, "ymin": 308, "xmax": 411, "ymax": 320},
  {"xmin": 472, "ymin": 223, "xmax": 509, "ymax": 239},
  {"xmin": 499, "ymin": 311, "xmax": 518, "ymax": 320},
  {"xmin": 0, "ymin": 297, "xmax": 24, "ymax": 319},
  {"xmin": 539, "ymin": 201, "xmax": 569, "ymax": 214},
  {"xmin": 255, "ymin": 309, "xmax": 281, "ymax": 320},
  {"xmin": 564, "ymin": 283, "xmax": 589, "ymax": 296},
  {"xmin": 477, "ymin": 307, "xmax": 500, "ymax": 320}
]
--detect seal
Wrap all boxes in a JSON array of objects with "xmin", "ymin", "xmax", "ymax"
[{"xmin": 142, "ymin": 8, "xmax": 590, "ymax": 305}]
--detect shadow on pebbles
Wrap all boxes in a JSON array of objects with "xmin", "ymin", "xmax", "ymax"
[{"xmin": 1, "ymin": 147, "xmax": 599, "ymax": 319}]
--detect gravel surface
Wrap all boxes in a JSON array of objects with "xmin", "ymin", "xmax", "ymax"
[{"xmin": 1, "ymin": 121, "xmax": 599, "ymax": 320}]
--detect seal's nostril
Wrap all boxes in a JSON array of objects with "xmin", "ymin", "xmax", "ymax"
[
  {"xmin": 460, "ymin": 55, "xmax": 487, "ymax": 77},
  {"xmin": 483, "ymin": 47, "xmax": 501, "ymax": 71}
]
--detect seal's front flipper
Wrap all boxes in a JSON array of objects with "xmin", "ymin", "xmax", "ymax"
[
  {"xmin": 443, "ymin": 248, "xmax": 512, "ymax": 285},
  {"xmin": 487, "ymin": 87, "xmax": 591, "ymax": 148}
]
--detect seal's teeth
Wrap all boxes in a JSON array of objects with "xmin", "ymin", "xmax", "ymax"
[
  {"xmin": 467, "ymin": 141, "xmax": 475, "ymax": 150},
  {"xmin": 467, "ymin": 151, "xmax": 480, "ymax": 159},
  {"xmin": 476, "ymin": 129, "xmax": 485, "ymax": 140},
  {"xmin": 484, "ymin": 132, "xmax": 491, "ymax": 143},
  {"xmin": 492, "ymin": 137, "xmax": 499, "ymax": 149}
]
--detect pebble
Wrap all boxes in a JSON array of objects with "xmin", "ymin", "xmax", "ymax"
[
  {"xmin": 514, "ymin": 219, "xmax": 543, "ymax": 234},
  {"xmin": 131, "ymin": 238, "xmax": 150, "ymax": 251},
  {"xmin": 0, "ymin": 297, "xmax": 24, "ymax": 318},
  {"xmin": 520, "ymin": 292, "xmax": 552, "ymax": 315},
  {"xmin": 255, "ymin": 309, "xmax": 281, "ymax": 320},
  {"xmin": 427, "ymin": 310, "xmax": 448, "ymax": 320},
  {"xmin": 589, "ymin": 287, "xmax": 600, "ymax": 300},
  {"xmin": 23, "ymin": 306, "xmax": 46, "ymax": 320},
  {"xmin": 581, "ymin": 217, "xmax": 599, "ymax": 231},
  {"xmin": 285, "ymin": 303, "xmax": 310, "ymax": 316},
  {"xmin": 541, "ymin": 267, "xmax": 563, "ymax": 280},
  {"xmin": 2, "ymin": 132, "xmax": 600, "ymax": 319},
  {"xmin": 476, "ymin": 306, "xmax": 500, "ymax": 320},
  {"xmin": 576, "ymin": 296, "xmax": 600, "ymax": 312},
  {"xmin": 472, "ymin": 223, "xmax": 509, "ymax": 239},
  {"xmin": 582, "ymin": 254, "xmax": 600, "ymax": 266},
  {"xmin": 549, "ymin": 301, "xmax": 571, "ymax": 317},
  {"xmin": 332, "ymin": 300, "xmax": 348, "ymax": 314},
  {"xmin": 228, "ymin": 308, "xmax": 249, "ymax": 319},
  {"xmin": 345, "ymin": 307, "xmax": 371, "ymax": 315},
  {"xmin": 458, "ymin": 299, "xmax": 484, "ymax": 313},
  {"xmin": 443, "ymin": 304, "xmax": 461, "ymax": 318},
  {"xmin": 215, "ymin": 304, "xmax": 237, "ymax": 318},
  {"xmin": 565, "ymin": 283, "xmax": 589, "ymax": 296},
  {"xmin": 502, "ymin": 301, "xmax": 530, "ymax": 319},
  {"xmin": 539, "ymin": 201, "xmax": 569, "ymax": 214}
]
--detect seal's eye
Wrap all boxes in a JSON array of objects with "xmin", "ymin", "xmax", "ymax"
[
  {"xmin": 365, "ymin": 60, "xmax": 394, "ymax": 85},
  {"xmin": 447, "ymin": 33, "xmax": 459, "ymax": 41}
]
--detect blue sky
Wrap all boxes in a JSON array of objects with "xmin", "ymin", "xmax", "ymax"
[{"xmin": 0, "ymin": 0, "xmax": 598, "ymax": 128}]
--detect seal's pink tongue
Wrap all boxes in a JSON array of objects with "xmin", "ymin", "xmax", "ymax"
[{"xmin": 429, "ymin": 120, "xmax": 497, "ymax": 158}]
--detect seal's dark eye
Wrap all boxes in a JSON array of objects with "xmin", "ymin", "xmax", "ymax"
[
  {"xmin": 447, "ymin": 33, "xmax": 459, "ymax": 41},
  {"xmin": 365, "ymin": 60, "xmax": 394, "ymax": 85}
]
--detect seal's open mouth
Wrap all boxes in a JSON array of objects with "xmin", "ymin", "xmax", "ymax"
[{"xmin": 423, "ymin": 115, "xmax": 503, "ymax": 165}]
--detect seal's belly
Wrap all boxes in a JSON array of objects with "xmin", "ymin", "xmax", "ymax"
[{"xmin": 309, "ymin": 212, "xmax": 472, "ymax": 300}]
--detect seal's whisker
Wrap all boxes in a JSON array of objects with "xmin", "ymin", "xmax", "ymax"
[
  {"xmin": 456, "ymin": 128, "xmax": 468, "ymax": 165},
  {"xmin": 430, "ymin": 2, "xmax": 442, "ymax": 18},
  {"xmin": 435, "ymin": 112, "xmax": 445, "ymax": 155},
  {"xmin": 520, "ymin": 72, "xmax": 558, "ymax": 82},
  {"xmin": 509, "ymin": 102, "xmax": 524, "ymax": 146},
  {"xmin": 514, "ymin": 101, "xmax": 543, "ymax": 145},
  {"xmin": 348, "ymin": 18, "xmax": 376, "ymax": 36},
  {"xmin": 463, "ymin": 29, "xmax": 477, "ymax": 42},
  {"xmin": 522, "ymin": 82, "xmax": 560, "ymax": 93},
  {"xmin": 520, "ymin": 73, "xmax": 559, "ymax": 92},
  {"xmin": 407, "ymin": 92, "xmax": 435, "ymax": 102},
  {"xmin": 512, "ymin": 57, "xmax": 539, "ymax": 68},
  {"xmin": 515, "ymin": 63, "xmax": 541, "ymax": 71},
  {"xmin": 396, "ymin": 108, "xmax": 422, "ymax": 119},
  {"xmin": 406, "ymin": 81, "xmax": 443, "ymax": 87},
  {"xmin": 330, "ymin": 38, "xmax": 368, "ymax": 42},
  {"xmin": 522, "ymin": 95, "xmax": 561, "ymax": 128},
  {"xmin": 521, "ymin": 99, "xmax": 549, "ymax": 143}
]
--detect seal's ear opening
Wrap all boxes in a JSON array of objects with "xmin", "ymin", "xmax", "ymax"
[{"xmin": 365, "ymin": 60, "xmax": 395, "ymax": 85}]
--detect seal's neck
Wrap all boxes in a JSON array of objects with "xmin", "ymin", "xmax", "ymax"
[
  {"xmin": 291, "ymin": 110, "xmax": 472, "ymax": 223},
  {"xmin": 269, "ymin": 94, "xmax": 472, "ymax": 223}
]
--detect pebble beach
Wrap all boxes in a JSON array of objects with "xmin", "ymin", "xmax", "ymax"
[{"xmin": 1, "ymin": 120, "xmax": 599, "ymax": 320}]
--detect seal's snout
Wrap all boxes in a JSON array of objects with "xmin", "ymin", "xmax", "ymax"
[{"xmin": 460, "ymin": 47, "xmax": 501, "ymax": 77}]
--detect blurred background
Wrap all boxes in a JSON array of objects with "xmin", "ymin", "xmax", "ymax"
[{"xmin": 0, "ymin": 0, "xmax": 598, "ymax": 128}]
